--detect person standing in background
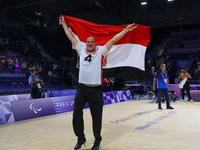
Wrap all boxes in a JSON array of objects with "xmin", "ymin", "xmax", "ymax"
[
  {"xmin": 148, "ymin": 66, "xmax": 155, "ymax": 91},
  {"xmin": 153, "ymin": 63, "xmax": 174, "ymax": 109},
  {"xmin": 178, "ymin": 68, "xmax": 193, "ymax": 102}
]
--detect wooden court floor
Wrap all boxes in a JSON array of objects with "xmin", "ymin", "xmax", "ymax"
[{"xmin": 0, "ymin": 100, "xmax": 200, "ymax": 150}]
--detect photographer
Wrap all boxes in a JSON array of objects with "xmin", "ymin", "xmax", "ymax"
[{"xmin": 28, "ymin": 68, "xmax": 45, "ymax": 99}]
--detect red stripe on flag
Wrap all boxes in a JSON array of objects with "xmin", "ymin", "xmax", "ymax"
[{"xmin": 63, "ymin": 15, "xmax": 151, "ymax": 47}]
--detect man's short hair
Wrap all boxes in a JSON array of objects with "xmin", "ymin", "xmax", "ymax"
[
  {"xmin": 160, "ymin": 63, "xmax": 166, "ymax": 68},
  {"xmin": 87, "ymin": 36, "xmax": 96, "ymax": 42}
]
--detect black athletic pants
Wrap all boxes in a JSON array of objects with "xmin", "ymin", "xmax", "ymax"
[
  {"xmin": 73, "ymin": 83, "xmax": 103, "ymax": 143},
  {"xmin": 31, "ymin": 87, "xmax": 42, "ymax": 99},
  {"xmin": 181, "ymin": 81, "xmax": 192, "ymax": 100}
]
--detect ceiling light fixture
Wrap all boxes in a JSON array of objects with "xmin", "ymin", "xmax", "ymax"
[{"xmin": 141, "ymin": 1, "xmax": 147, "ymax": 5}]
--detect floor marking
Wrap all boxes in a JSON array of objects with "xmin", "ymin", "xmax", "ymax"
[
  {"xmin": 110, "ymin": 110, "xmax": 155, "ymax": 124},
  {"xmin": 135, "ymin": 111, "xmax": 176, "ymax": 130}
]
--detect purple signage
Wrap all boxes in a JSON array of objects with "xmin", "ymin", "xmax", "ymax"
[
  {"xmin": 0, "ymin": 90, "xmax": 134, "ymax": 124},
  {"xmin": 0, "ymin": 93, "xmax": 48, "ymax": 102},
  {"xmin": 51, "ymin": 96, "xmax": 89, "ymax": 114},
  {"xmin": 0, "ymin": 101, "xmax": 15, "ymax": 124},
  {"xmin": 103, "ymin": 91, "xmax": 119, "ymax": 104},
  {"xmin": 0, "ymin": 94, "xmax": 31, "ymax": 102},
  {"xmin": 117, "ymin": 90, "xmax": 133, "ymax": 101},
  {"xmin": 47, "ymin": 89, "xmax": 76, "ymax": 98},
  {"xmin": 52, "ymin": 90, "xmax": 133, "ymax": 114},
  {"xmin": 11, "ymin": 99, "xmax": 55, "ymax": 121},
  {"xmin": 169, "ymin": 84, "xmax": 180, "ymax": 98},
  {"xmin": 52, "ymin": 96, "xmax": 75, "ymax": 114}
]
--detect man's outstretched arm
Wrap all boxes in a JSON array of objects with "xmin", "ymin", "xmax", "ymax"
[
  {"xmin": 106, "ymin": 23, "xmax": 138, "ymax": 51},
  {"xmin": 153, "ymin": 78, "xmax": 157, "ymax": 91},
  {"xmin": 59, "ymin": 16, "xmax": 78, "ymax": 47}
]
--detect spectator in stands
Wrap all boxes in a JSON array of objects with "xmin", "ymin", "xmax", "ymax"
[
  {"xmin": 28, "ymin": 68, "xmax": 45, "ymax": 99},
  {"xmin": 153, "ymin": 63, "xmax": 174, "ymax": 109},
  {"xmin": 14, "ymin": 58, "xmax": 21, "ymax": 73},
  {"xmin": 29, "ymin": 64, "xmax": 35, "ymax": 75},
  {"xmin": 109, "ymin": 77, "xmax": 114, "ymax": 91},
  {"xmin": 178, "ymin": 68, "xmax": 193, "ymax": 102},
  {"xmin": 0, "ymin": 59, "xmax": 3, "ymax": 72},
  {"xmin": 102, "ymin": 78, "xmax": 110, "ymax": 92},
  {"xmin": 21, "ymin": 65, "xmax": 26, "ymax": 74},
  {"xmin": 0, "ymin": 53, "xmax": 5, "ymax": 72},
  {"xmin": 34, "ymin": 63, "xmax": 39, "ymax": 69},
  {"xmin": 7, "ymin": 56, "xmax": 14, "ymax": 72}
]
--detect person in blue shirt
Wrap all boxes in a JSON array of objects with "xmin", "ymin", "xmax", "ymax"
[
  {"xmin": 29, "ymin": 68, "xmax": 45, "ymax": 99},
  {"xmin": 153, "ymin": 63, "xmax": 174, "ymax": 109}
]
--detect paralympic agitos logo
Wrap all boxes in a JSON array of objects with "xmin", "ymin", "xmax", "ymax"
[{"xmin": 30, "ymin": 103, "xmax": 42, "ymax": 114}]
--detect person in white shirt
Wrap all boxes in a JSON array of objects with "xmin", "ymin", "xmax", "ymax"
[{"xmin": 60, "ymin": 16, "xmax": 137, "ymax": 150}]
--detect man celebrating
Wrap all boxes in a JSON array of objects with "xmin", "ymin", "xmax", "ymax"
[
  {"xmin": 179, "ymin": 68, "xmax": 193, "ymax": 102},
  {"xmin": 153, "ymin": 64, "xmax": 174, "ymax": 109},
  {"xmin": 59, "ymin": 16, "xmax": 137, "ymax": 150}
]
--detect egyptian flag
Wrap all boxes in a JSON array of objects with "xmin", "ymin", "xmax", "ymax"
[{"xmin": 62, "ymin": 15, "xmax": 151, "ymax": 81}]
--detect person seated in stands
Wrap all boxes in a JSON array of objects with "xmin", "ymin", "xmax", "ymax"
[
  {"xmin": 7, "ymin": 56, "xmax": 14, "ymax": 72},
  {"xmin": 14, "ymin": 59, "xmax": 21, "ymax": 73},
  {"xmin": 0, "ymin": 53, "xmax": 5, "ymax": 72},
  {"xmin": 28, "ymin": 68, "xmax": 45, "ymax": 99},
  {"xmin": 29, "ymin": 64, "xmax": 35, "ymax": 75},
  {"xmin": 102, "ymin": 78, "xmax": 110, "ymax": 92}
]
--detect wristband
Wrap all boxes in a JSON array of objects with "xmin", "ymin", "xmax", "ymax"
[{"xmin": 125, "ymin": 29, "xmax": 128, "ymax": 32}]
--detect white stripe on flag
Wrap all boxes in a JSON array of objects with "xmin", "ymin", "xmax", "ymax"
[
  {"xmin": 104, "ymin": 44, "xmax": 146, "ymax": 71},
  {"xmin": 71, "ymin": 30, "xmax": 146, "ymax": 71}
]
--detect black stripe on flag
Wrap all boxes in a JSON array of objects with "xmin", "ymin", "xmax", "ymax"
[{"xmin": 103, "ymin": 67, "xmax": 147, "ymax": 81}]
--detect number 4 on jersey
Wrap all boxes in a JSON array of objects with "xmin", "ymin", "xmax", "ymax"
[{"xmin": 84, "ymin": 55, "xmax": 92, "ymax": 62}]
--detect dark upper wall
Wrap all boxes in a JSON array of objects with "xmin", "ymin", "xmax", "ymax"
[{"xmin": 0, "ymin": 0, "xmax": 200, "ymax": 28}]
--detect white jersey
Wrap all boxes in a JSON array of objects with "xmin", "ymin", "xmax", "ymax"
[{"xmin": 75, "ymin": 41, "xmax": 108, "ymax": 85}]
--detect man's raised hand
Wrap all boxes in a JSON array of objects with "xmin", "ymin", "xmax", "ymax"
[
  {"xmin": 126, "ymin": 23, "xmax": 138, "ymax": 32},
  {"xmin": 59, "ymin": 15, "xmax": 78, "ymax": 47},
  {"xmin": 59, "ymin": 16, "xmax": 66, "ymax": 26}
]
